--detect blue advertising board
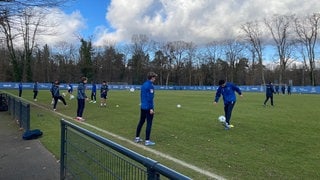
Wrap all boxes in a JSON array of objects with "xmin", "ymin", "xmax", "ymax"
[{"xmin": 1, "ymin": 82, "xmax": 320, "ymax": 94}]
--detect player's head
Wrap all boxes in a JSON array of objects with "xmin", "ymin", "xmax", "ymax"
[
  {"xmin": 81, "ymin": 77, "xmax": 88, "ymax": 83},
  {"xmin": 147, "ymin": 72, "xmax": 158, "ymax": 80},
  {"xmin": 218, "ymin": 80, "xmax": 226, "ymax": 87}
]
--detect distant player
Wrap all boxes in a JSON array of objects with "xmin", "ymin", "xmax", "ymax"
[
  {"xmin": 52, "ymin": 80, "xmax": 67, "ymax": 111},
  {"xmin": 100, "ymin": 81, "xmax": 109, "ymax": 107},
  {"xmin": 67, "ymin": 83, "xmax": 74, "ymax": 100},
  {"xmin": 90, "ymin": 81, "xmax": 97, "ymax": 103},
  {"xmin": 33, "ymin": 81, "xmax": 39, "ymax": 101},
  {"xmin": 18, "ymin": 82, "xmax": 22, "ymax": 97},
  {"xmin": 263, "ymin": 81, "xmax": 275, "ymax": 106},
  {"xmin": 50, "ymin": 82, "xmax": 54, "ymax": 104}
]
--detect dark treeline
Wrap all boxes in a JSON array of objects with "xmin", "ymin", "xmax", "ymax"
[
  {"xmin": 0, "ymin": 0, "xmax": 319, "ymax": 85},
  {"xmin": 0, "ymin": 36, "xmax": 318, "ymax": 86}
]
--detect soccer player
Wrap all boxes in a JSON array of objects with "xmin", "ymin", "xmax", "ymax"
[
  {"xmin": 214, "ymin": 79, "xmax": 243, "ymax": 130},
  {"xmin": 90, "ymin": 81, "xmax": 97, "ymax": 103},
  {"xmin": 18, "ymin": 82, "xmax": 22, "ymax": 97},
  {"xmin": 100, "ymin": 81, "xmax": 109, "ymax": 107},
  {"xmin": 76, "ymin": 77, "xmax": 88, "ymax": 121},
  {"xmin": 263, "ymin": 81, "xmax": 275, "ymax": 106},
  {"xmin": 52, "ymin": 80, "xmax": 67, "ymax": 111},
  {"xmin": 33, "ymin": 81, "xmax": 39, "ymax": 101},
  {"xmin": 134, "ymin": 72, "xmax": 158, "ymax": 146},
  {"xmin": 50, "ymin": 82, "xmax": 54, "ymax": 104},
  {"xmin": 67, "ymin": 83, "xmax": 74, "ymax": 100}
]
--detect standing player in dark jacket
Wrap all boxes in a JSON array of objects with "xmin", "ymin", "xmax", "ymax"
[
  {"xmin": 76, "ymin": 77, "xmax": 88, "ymax": 121},
  {"xmin": 18, "ymin": 82, "xmax": 23, "ymax": 97},
  {"xmin": 134, "ymin": 72, "xmax": 157, "ymax": 146},
  {"xmin": 100, "ymin": 81, "xmax": 109, "ymax": 107},
  {"xmin": 263, "ymin": 81, "xmax": 275, "ymax": 106},
  {"xmin": 214, "ymin": 80, "xmax": 243, "ymax": 130}
]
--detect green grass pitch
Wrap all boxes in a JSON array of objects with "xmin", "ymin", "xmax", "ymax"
[{"xmin": 3, "ymin": 89, "xmax": 320, "ymax": 179}]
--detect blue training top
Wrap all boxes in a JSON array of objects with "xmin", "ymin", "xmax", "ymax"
[
  {"xmin": 77, "ymin": 82, "xmax": 87, "ymax": 99},
  {"xmin": 266, "ymin": 84, "xmax": 274, "ymax": 96},
  {"xmin": 92, "ymin": 83, "xmax": 96, "ymax": 92},
  {"xmin": 214, "ymin": 82, "xmax": 242, "ymax": 105},
  {"xmin": 140, "ymin": 80, "xmax": 155, "ymax": 110},
  {"xmin": 33, "ymin": 83, "xmax": 38, "ymax": 91}
]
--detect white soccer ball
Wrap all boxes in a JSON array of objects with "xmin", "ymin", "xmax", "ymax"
[
  {"xmin": 129, "ymin": 88, "xmax": 135, "ymax": 92},
  {"xmin": 176, "ymin": 104, "xmax": 181, "ymax": 108},
  {"xmin": 218, "ymin": 115, "xmax": 226, "ymax": 123},
  {"xmin": 70, "ymin": 95, "xmax": 75, "ymax": 99}
]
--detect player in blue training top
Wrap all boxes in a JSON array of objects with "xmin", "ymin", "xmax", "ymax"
[
  {"xmin": 263, "ymin": 81, "xmax": 275, "ymax": 106},
  {"xmin": 135, "ymin": 72, "xmax": 158, "ymax": 146},
  {"xmin": 76, "ymin": 77, "xmax": 88, "ymax": 121},
  {"xmin": 18, "ymin": 82, "xmax": 23, "ymax": 97},
  {"xmin": 52, "ymin": 80, "xmax": 67, "ymax": 111},
  {"xmin": 214, "ymin": 80, "xmax": 243, "ymax": 130},
  {"xmin": 90, "ymin": 81, "xmax": 97, "ymax": 103},
  {"xmin": 33, "ymin": 81, "xmax": 39, "ymax": 101}
]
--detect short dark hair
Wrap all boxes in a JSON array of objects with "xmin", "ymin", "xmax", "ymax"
[
  {"xmin": 147, "ymin": 72, "xmax": 158, "ymax": 80},
  {"xmin": 218, "ymin": 80, "xmax": 225, "ymax": 86},
  {"xmin": 81, "ymin": 77, "xmax": 88, "ymax": 82}
]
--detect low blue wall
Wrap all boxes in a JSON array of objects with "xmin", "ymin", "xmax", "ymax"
[{"xmin": 1, "ymin": 82, "xmax": 319, "ymax": 94}]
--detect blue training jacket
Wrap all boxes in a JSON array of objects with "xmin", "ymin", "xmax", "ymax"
[
  {"xmin": 52, "ymin": 85, "xmax": 60, "ymax": 97},
  {"xmin": 214, "ymin": 82, "xmax": 242, "ymax": 105},
  {"xmin": 266, "ymin": 84, "xmax": 274, "ymax": 96},
  {"xmin": 140, "ymin": 80, "xmax": 155, "ymax": 110},
  {"xmin": 77, "ymin": 82, "xmax": 87, "ymax": 99},
  {"xmin": 92, "ymin": 84, "xmax": 96, "ymax": 92}
]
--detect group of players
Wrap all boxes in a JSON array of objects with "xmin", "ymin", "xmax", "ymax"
[{"xmin": 50, "ymin": 79, "xmax": 109, "ymax": 120}]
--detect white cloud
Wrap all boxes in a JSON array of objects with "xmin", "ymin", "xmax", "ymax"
[
  {"xmin": 27, "ymin": 0, "xmax": 320, "ymax": 47},
  {"xmin": 36, "ymin": 8, "xmax": 86, "ymax": 46},
  {"xmin": 92, "ymin": 0, "xmax": 320, "ymax": 46}
]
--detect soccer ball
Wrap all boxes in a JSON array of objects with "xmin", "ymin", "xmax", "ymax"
[
  {"xmin": 176, "ymin": 104, "xmax": 181, "ymax": 108},
  {"xmin": 70, "ymin": 95, "xmax": 75, "ymax": 99},
  {"xmin": 62, "ymin": 92, "xmax": 66, "ymax": 97},
  {"xmin": 218, "ymin": 115, "xmax": 226, "ymax": 123}
]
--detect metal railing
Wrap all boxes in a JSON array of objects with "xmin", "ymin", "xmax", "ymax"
[
  {"xmin": 5, "ymin": 93, "xmax": 30, "ymax": 131},
  {"xmin": 60, "ymin": 119, "xmax": 191, "ymax": 180}
]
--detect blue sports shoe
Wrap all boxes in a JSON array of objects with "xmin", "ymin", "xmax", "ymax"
[{"xmin": 145, "ymin": 140, "xmax": 155, "ymax": 146}]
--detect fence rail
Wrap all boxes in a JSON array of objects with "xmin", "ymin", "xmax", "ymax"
[
  {"xmin": 1, "ymin": 92, "xmax": 30, "ymax": 131},
  {"xmin": 60, "ymin": 119, "xmax": 191, "ymax": 180}
]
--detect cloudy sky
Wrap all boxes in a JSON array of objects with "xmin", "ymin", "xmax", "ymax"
[{"xmin": 39, "ymin": 0, "xmax": 320, "ymax": 47}]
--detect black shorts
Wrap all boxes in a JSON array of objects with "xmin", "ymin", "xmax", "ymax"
[{"xmin": 100, "ymin": 94, "xmax": 107, "ymax": 99}]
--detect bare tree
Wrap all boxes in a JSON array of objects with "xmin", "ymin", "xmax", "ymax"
[
  {"xmin": 241, "ymin": 20, "xmax": 266, "ymax": 84},
  {"xmin": 204, "ymin": 41, "xmax": 222, "ymax": 85},
  {"xmin": 165, "ymin": 41, "xmax": 189, "ymax": 85},
  {"xmin": 294, "ymin": 13, "xmax": 320, "ymax": 86},
  {"xmin": 185, "ymin": 42, "xmax": 197, "ymax": 85},
  {"xmin": 0, "ymin": 0, "xmax": 68, "ymax": 81},
  {"xmin": 222, "ymin": 39, "xmax": 244, "ymax": 83},
  {"xmin": 264, "ymin": 14, "xmax": 295, "ymax": 85},
  {"xmin": 129, "ymin": 34, "xmax": 151, "ymax": 84}
]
